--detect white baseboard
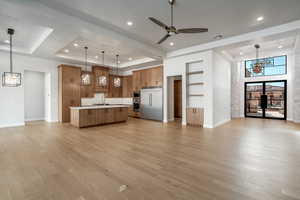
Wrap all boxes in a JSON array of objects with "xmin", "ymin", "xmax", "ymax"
[
  {"xmin": 0, "ymin": 123, "xmax": 25, "ymax": 129},
  {"xmin": 203, "ymin": 125, "xmax": 214, "ymax": 129},
  {"xmin": 25, "ymin": 117, "xmax": 45, "ymax": 122},
  {"xmin": 214, "ymin": 118, "xmax": 231, "ymax": 128},
  {"xmin": 46, "ymin": 120, "xmax": 59, "ymax": 123},
  {"xmin": 203, "ymin": 118, "xmax": 231, "ymax": 129}
]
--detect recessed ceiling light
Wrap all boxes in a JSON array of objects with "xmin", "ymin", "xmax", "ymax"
[
  {"xmin": 4, "ymin": 40, "xmax": 10, "ymax": 44},
  {"xmin": 170, "ymin": 42, "xmax": 174, "ymax": 46},
  {"xmin": 95, "ymin": 55, "xmax": 99, "ymax": 59},
  {"xmin": 240, "ymin": 52, "xmax": 244, "ymax": 55},
  {"xmin": 64, "ymin": 49, "xmax": 69, "ymax": 53},
  {"xmin": 118, "ymin": 61, "xmax": 121, "ymax": 64},
  {"xmin": 73, "ymin": 43, "xmax": 79, "ymax": 47},
  {"xmin": 278, "ymin": 45, "xmax": 283, "ymax": 49},
  {"xmin": 128, "ymin": 57, "xmax": 133, "ymax": 61},
  {"xmin": 257, "ymin": 16, "xmax": 264, "ymax": 22},
  {"xmin": 127, "ymin": 21, "xmax": 133, "ymax": 26}
]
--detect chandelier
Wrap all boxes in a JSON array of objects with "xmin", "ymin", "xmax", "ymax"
[
  {"xmin": 252, "ymin": 44, "xmax": 265, "ymax": 74},
  {"xmin": 81, "ymin": 46, "xmax": 92, "ymax": 85},
  {"xmin": 2, "ymin": 28, "xmax": 22, "ymax": 87},
  {"xmin": 113, "ymin": 55, "xmax": 121, "ymax": 88}
]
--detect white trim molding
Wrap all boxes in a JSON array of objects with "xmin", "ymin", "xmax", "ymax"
[{"xmin": 0, "ymin": 123, "xmax": 25, "ymax": 129}]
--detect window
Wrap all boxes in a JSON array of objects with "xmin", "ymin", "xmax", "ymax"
[{"xmin": 245, "ymin": 55, "xmax": 287, "ymax": 77}]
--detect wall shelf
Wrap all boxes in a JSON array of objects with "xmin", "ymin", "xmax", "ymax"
[
  {"xmin": 189, "ymin": 94, "xmax": 204, "ymax": 97},
  {"xmin": 187, "ymin": 71, "xmax": 204, "ymax": 75},
  {"xmin": 188, "ymin": 82, "xmax": 204, "ymax": 86}
]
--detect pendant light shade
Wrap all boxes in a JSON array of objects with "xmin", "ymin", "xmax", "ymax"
[
  {"xmin": 252, "ymin": 44, "xmax": 264, "ymax": 74},
  {"xmin": 81, "ymin": 46, "xmax": 91, "ymax": 85},
  {"xmin": 113, "ymin": 54, "xmax": 121, "ymax": 88},
  {"xmin": 2, "ymin": 28, "xmax": 22, "ymax": 87},
  {"xmin": 97, "ymin": 51, "xmax": 107, "ymax": 87}
]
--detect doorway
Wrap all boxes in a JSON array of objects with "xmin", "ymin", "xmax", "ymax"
[
  {"xmin": 24, "ymin": 70, "xmax": 46, "ymax": 122},
  {"xmin": 245, "ymin": 80, "xmax": 287, "ymax": 120},
  {"xmin": 174, "ymin": 79, "xmax": 182, "ymax": 118}
]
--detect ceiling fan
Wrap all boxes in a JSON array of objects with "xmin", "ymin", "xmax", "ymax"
[{"xmin": 148, "ymin": 0, "xmax": 208, "ymax": 44}]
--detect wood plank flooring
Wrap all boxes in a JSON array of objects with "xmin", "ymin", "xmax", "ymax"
[{"xmin": 0, "ymin": 118, "xmax": 300, "ymax": 200}]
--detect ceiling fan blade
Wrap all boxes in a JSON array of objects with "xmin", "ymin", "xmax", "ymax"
[
  {"xmin": 157, "ymin": 34, "xmax": 170, "ymax": 44},
  {"xmin": 149, "ymin": 17, "xmax": 169, "ymax": 29},
  {"xmin": 177, "ymin": 28, "xmax": 208, "ymax": 33}
]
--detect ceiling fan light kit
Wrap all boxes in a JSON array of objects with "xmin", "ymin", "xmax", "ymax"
[
  {"xmin": 2, "ymin": 28, "xmax": 22, "ymax": 87},
  {"xmin": 149, "ymin": 0, "xmax": 208, "ymax": 44}
]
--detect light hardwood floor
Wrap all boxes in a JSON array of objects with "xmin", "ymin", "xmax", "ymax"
[{"xmin": 0, "ymin": 118, "xmax": 300, "ymax": 200}]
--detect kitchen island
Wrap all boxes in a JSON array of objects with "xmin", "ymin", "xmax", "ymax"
[{"xmin": 70, "ymin": 105, "xmax": 129, "ymax": 128}]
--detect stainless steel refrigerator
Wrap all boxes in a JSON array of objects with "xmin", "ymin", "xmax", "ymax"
[{"xmin": 140, "ymin": 88, "xmax": 163, "ymax": 121}]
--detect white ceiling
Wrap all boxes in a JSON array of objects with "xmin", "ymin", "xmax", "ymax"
[
  {"xmin": 0, "ymin": 14, "xmax": 53, "ymax": 54},
  {"xmin": 218, "ymin": 31, "xmax": 298, "ymax": 59},
  {"xmin": 56, "ymin": 36, "xmax": 151, "ymax": 66},
  {"xmin": 38, "ymin": 0, "xmax": 300, "ymax": 50},
  {"xmin": 0, "ymin": 0, "xmax": 300, "ymax": 67}
]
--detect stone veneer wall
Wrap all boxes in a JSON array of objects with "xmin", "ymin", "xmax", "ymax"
[{"xmin": 294, "ymin": 50, "xmax": 300, "ymax": 123}]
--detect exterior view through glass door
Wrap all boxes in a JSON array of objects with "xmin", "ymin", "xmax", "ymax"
[{"xmin": 245, "ymin": 80, "xmax": 286, "ymax": 120}]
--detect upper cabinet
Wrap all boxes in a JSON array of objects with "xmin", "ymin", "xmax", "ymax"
[
  {"xmin": 132, "ymin": 66, "xmax": 163, "ymax": 91},
  {"xmin": 107, "ymin": 75, "xmax": 123, "ymax": 98},
  {"xmin": 122, "ymin": 75, "xmax": 133, "ymax": 97},
  {"xmin": 80, "ymin": 71, "xmax": 94, "ymax": 98},
  {"xmin": 92, "ymin": 66, "xmax": 109, "ymax": 93},
  {"xmin": 133, "ymin": 70, "xmax": 141, "ymax": 92}
]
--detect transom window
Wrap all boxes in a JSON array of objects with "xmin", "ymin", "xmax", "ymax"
[{"xmin": 245, "ymin": 55, "xmax": 287, "ymax": 77}]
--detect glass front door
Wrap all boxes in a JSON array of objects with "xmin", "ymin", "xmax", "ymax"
[{"xmin": 245, "ymin": 80, "xmax": 287, "ymax": 120}]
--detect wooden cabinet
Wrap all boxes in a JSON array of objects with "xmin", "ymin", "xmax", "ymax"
[
  {"xmin": 132, "ymin": 66, "xmax": 163, "ymax": 92},
  {"xmin": 187, "ymin": 108, "xmax": 204, "ymax": 126},
  {"xmin": 70, "ymin": 107, "xmax": 128, "ymax": 128},
  {"xmin": 132, "ymin": 71, "xmax": 141, "ymax": 92},
  {"xmin": 58, "ymin": 65, "xmax": 81, "ymax": 123},
  {"xmin": 107, "ymin": 75, "xmax": 123, "ymax": 97},
  {"xmin": 128, "ymin": 106, "xmax": 140, "ymax": 118},
  {"xmin": 80, "ymin": 109, "xmax": 97, "ymax": 127},
  {"xmin": 92, "ymin": 66, "xmax": 109, "ymax": 93},
  {"xmin": 80, "ymin": 71, "xmax": 94, "ymax": 98},
  {"xmin": 104, "ymin": 108, "xmax": 115, "ymax": 123},
  {"xmin": 122, "ymin": 75, "xmax": 133, "ymax": 97},
  {"xmin": 114, "ymin": 107, "xmax": 128, "ymax": 122},
  {"xmin": 151, "ymin": 66, "xmax": 163, "ymax": 87}
]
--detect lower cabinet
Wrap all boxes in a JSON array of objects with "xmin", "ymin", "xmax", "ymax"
[
  {"xmin": 186, "ymin": 108, "xmax": 204, "ymax": 126},
  {"xmin": 70, "ymin": 107, "xmax": 128, "ymax": 128},
  {"xmin": 128, "ymin": 106, "xmax": 140, "ymax": 118}
]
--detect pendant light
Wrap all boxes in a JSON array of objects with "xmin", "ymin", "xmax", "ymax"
[
  {"xmin": 101, "ymin": 50, "xmax": 105, "ymax": 65},
  {"xmin": 2, "ymin": 28, "xmax": 22, "ymax": 87},
  {"xmin": 81, "ymin": 46, "xmax": 91, "ymax": 85},
  {"xmin": 97, "ymin": 51, "xmax": 107, "ymax": 87},
  {"xmin": 113, "ymin": 54, "xmax": 121, "ymax": 88},
  {"xmin": 252, "ymin": 44, "xmax": 264, "ymax": 74}
]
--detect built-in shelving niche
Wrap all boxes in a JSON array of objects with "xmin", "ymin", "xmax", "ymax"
[
  {"xmin": 186, "ymin": 61, "xmax": 205, "ymax": 108},
  {"xmin": 186, "ymin": 61, "xmax": 205, "ymax": 126}
]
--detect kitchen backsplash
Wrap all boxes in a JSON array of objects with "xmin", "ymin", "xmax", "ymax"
[{"xmin": 81, "ymin": 93, "xmax": 132, "ymax": 106}]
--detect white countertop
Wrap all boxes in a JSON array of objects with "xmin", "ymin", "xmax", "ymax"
[{"xmin": 70, "ymin": 104, "xmax": 130, "ymax": 110}]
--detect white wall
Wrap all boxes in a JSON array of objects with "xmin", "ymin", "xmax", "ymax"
[
  {"xmin": 294, "ymin": 40, "xmax": 300, "ymax": 123},
  {"xmin": 24, "ymin": 70, "xmax": 46, "ymax": 121},
  {"xmin": 0, "ymin": 51, "xmax": 83, "ymax": 128},
  {"xmin": 212, "ymin": 52, "xmax": 232, "ymax": 127},
  {"xmin": 163, "ymin": 50, "xmax": 213, "ymax": 126},
  {"xmin": 231, "ymin": 50, "xmax": 294, "ymax": 121}
]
